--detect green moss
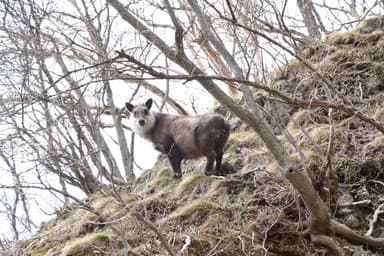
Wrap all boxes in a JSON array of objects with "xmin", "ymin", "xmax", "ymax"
[
  {"xmin": 228, "ymin": 203, "xmax": 244, "ymax": 211},
  {"xmin": 243, "ymin": 150, "xmax": 265, "ymax": 168},
  {"xmin": 45, "ymin": 208, "xmax": 97, "ymax": 242},
  {"xmin": 276, "ymin": 59, "xmax": 302, "ymax": 76},
  {"xmin": 244, "ymin": 151, "xmax": 260, "ymax": 164},
  {"xmin": 166, "ymin": 231, "xmax": 184, "ymax": 244},
  {"xmin": 304, "ymin": 150, "xmax": 320, "ymax": 161},
  {"xmin": 225, "ymin": 153, "xmax": 243, "ymax": 167},
  {"xmin": 191, "ymin": 235, "xmax": 215, "ymax": 248},
  {"xmin": 276, "ymin": 134, "xmax": 286, "ymax": 143},
  {"xmin": 138, "ymin": 168, "xmax": 154, "ymax": 180},
  {"xmin": 169, "ymin": 198, "xmax": 219, "ymax": 219},
  {"xmin": 379, "ymin": 62, "xmax": 384, "ymax": 76},
  {"xmin": 307, "ymin": 125, "xmax": 342, "ymax": 144},
  {"xmin": 364, "ymin": 135, "xmax": 384, "ymax": 150},
  {"xmin": 91, "ymin": 196, "xmax": 114, "ymax": 209},
  {"xmin": 290, "ymin": 150, "xmax": 320, "ymax": 163},
  {"xmin": 149, "ymin": 175, "xmax": 174, "ymax": 188},
  {"xmin": 238, "ymin": 186, "xmax": 250, "ymax": 198},
  {"xmin": 156, "ymin": 167, "xmax": 172, "ymax": 176},
  {"xmin": 374, "ymin": 135, "xmax": 384, "ymax": 146},
  {"xmin": 30, "ymin": 247, "xmax": 50, "ymax": 256},
  {"xmin": 204, "ymin": 213, "xmax": 229, "ymax": 225},
  {"xmin": 121, "ymin": 193, "xmax": 136, "ymax": 203},
  {"xmin": 326, "ymin": 29, "xmax": 361, "ymax": 45},
  {"xmin": 206, "ymin": 179, "xmax": 225, "ymax": 196},
  {"xmin": 149, "ymin": 167, "xmax": 175, "ymax": 187},
  {"xmin": 61, "ymin": 232, "xmax": 111, "ymax": 256},
  {"xmin": 174, "ymin": 171, "xmax": 205, "ymax": 198},
  {"xmin": 90, "ymin": 196, "xmax": 124, "ymax": 217},
  {"xmin": 137, "ymin": 194, "xmax": 160, "ymax": 206},
  {"xmin": 227, "ymin": 130, "xmax": 258, "ymax": 148},
  {"xmin": 356, "ymin": 16, "xmax": 384, "ymax": 34},
  {"xmin": 373, "ymin": 107, "xmax": 384, "ymax": 122},
  {"xmin": 265, "ymin": 161, "xmax": 280, "ymax": 177},
  {"xmin": 250, "ymin": 245, "xmax": 264, "ymax": 256},
  {"xmin": 287, "ymin": 59, "xmax": 301, "ymax": 69},
  {"xmin": 328, "ymin": 48, "xmax": 350, "ymax": 62},
  {"xmin": 287, "ymin": 109, "xmax": 309, "ymax": 131}
]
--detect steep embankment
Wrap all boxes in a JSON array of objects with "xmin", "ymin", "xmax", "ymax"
[{"xmin": 6, "ymin": 16, "xmax": 384, "ymax": 256}]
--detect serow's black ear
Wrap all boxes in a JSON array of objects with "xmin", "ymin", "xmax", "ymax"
[
  {"xmin": 125, "ymin": 102, "xmax": 134, "ymax": 112},
  {"xmin": 145, "ymin": 98, "xmax": 153, "ymax": 110}
]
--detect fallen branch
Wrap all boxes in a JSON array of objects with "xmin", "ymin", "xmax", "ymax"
[
  {"xmin": 332, "ymin": 219, "xmax": 384, "ymax": 247},
  {"xmin": 131, "ymin": 211, "xmax": 176, "ymax": 256},
  {"xmin": 179, "ymin": 235, "xmax": 191, "ymax": 254},
  {"xmin": 365, "ymin": 203, "xmax": 384, "ymax": 236},
  {"xmin": 311, "ymin": 234, "xmax": 343, "ymax": 256},
  {"xmin": 111, "ymin": 226, "xmax": 143, "ymax": 256},
  {"xmin": 338, "ymin": 199, "xmax": 371, "ymax": 208}
]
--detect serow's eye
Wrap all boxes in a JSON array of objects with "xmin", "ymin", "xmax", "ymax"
[
  {"xmin": 143, "ymin": 109, "xmax": 148, "ymax": 115},
  {"xmin": 133, "ymin": 111, "xmax": 139, "ymax": 117}
]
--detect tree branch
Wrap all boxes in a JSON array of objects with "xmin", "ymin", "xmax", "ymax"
[
  {"xmin": 111, "ymin": 59, "xmax": 384, "ymax": 134},
  {"xmin": 332, "ymin": 219, "xmax": 384, "ymax": 247},
  {"xmin": 131, "ymin": 211, "xmax": 176, "ymax": 256},
  {"xmin": 365, "ymin": 203, "xmax": 384, "ymax": 237}
]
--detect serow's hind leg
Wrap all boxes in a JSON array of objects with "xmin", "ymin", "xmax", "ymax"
[
  {"xmin": 204, "ymin": 151, "xmax": 217, "ymax": 175},
  {"xmin": 215, "ymin": 151, "xmax": 223, "ymax": 176}
]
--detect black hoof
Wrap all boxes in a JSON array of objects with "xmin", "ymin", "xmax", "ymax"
[
  {"xmin": 173, "ymin": 173, "xmax": 182, "ymax": 179},
  {"xmin": 204, "ymin": 170, "xmax": 212, "ymax": 176}
]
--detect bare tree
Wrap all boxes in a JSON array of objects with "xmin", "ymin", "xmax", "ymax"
[
  {"xmin": 0, "ymin": 142, "xmax": 35, "ymax": 240},
  {"xmin": 297, "ymin": 0, "xmax": 323, "ymax": 39},
  {"xmin": 0, "ymin": 0, "xmax": 191, "ymax": 242}
]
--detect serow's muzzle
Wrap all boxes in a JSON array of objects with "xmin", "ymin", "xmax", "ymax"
[{"xmin": 138, "ymin": 119, "xmax": 145, "ymax": 126}]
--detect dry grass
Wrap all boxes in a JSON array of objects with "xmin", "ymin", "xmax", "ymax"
[
  {"xmin": 173, "ymin": 171, "xmax": 205, "ymax": 199},
  {"xmin": 325, "ymin": 29, "xmax": 361, "ymax": 45},
  {"xmin": 373, "ymin": 107, "xmax": 384, "ymax": 122},
  {"xmin": 168, "ymin": 198, "xmax": 219, "ymax": 220},
  {"xmin": 60, "ymin": 232, "xmax": 111, "ymax": 256}
]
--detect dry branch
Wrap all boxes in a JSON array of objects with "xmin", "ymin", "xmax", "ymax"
[
  {"xmin": 332, "ymin": 219, "xmax": 384, "ymax": 247},
  {"xmin": 365, "ymin": 203, "xmax": 384, "ymax": 237},
  {"xmin": 131, "ymin": 212, "xmax": 176, "ymax": 256}
]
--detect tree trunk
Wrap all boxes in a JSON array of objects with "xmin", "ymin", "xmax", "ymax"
[{"xmin": 297, "ymin": 0, "xmax": 321, "ymax": 39}]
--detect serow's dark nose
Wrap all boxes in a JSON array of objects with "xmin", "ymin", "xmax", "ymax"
[{"xmin": 138, "ymin": 119, "xmax": 145, "ymax": 126}]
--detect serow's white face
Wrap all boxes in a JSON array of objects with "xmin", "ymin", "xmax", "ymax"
[{"xmin": 129, "ymin": 105, "xmax": 156, "ymax": 137}]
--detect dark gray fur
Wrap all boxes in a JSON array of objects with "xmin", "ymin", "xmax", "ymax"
[{"xmin": 126, "ymin": 99, "xmax": 230, "ymax": 178}]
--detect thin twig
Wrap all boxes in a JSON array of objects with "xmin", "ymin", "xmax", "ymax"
[
  {"xmin": 179, "ymin": 235, "xmax": 191, "ymax": 254},
  {"xmin": 131, "ymin": 211, "xmax": 176, "ymax": 256},
  {"xmin": 338, "ymin": 199, "xmax": 371, "ymax": 208},
  {"xmin": 365, "ymin": 203, "xmax": 384, "ymax": 236},
  {"xmin": 111, "ymin": 226, "xmax": 143, "ymax": 256}
]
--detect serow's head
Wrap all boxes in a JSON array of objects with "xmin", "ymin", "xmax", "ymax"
[{"xmin": 125, "ymin": 98, "xmax": 155, "ymax": 136}]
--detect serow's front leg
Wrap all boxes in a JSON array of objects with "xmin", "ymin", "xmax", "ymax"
[{"xmin": 167, "ymin": 144, "xmax": 183, "ymax": 179}]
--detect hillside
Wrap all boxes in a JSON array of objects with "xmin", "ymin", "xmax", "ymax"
[{"xmin": 5, "ymin": 16, "xmax": 384, "ymax": 256}]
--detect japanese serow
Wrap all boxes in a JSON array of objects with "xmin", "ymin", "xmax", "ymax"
[{"xmin": 126, "ymin": 99, "xmax": 230, "ymax": 179}]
